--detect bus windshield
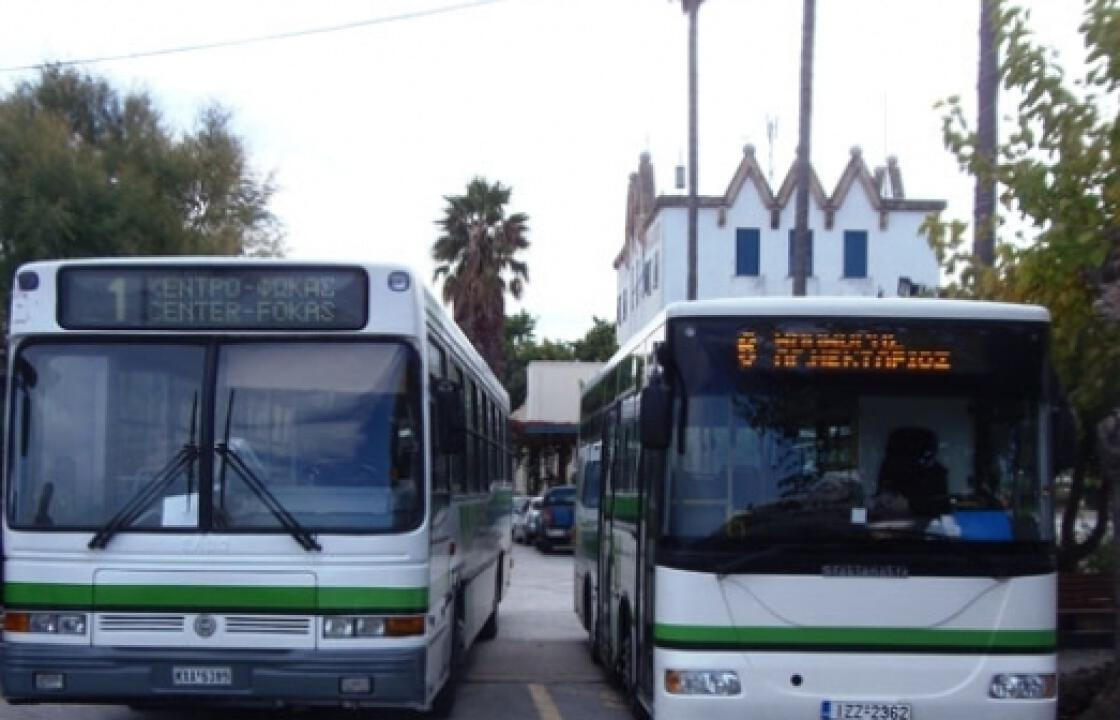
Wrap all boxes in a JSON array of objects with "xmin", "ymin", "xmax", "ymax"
[
  {"xmin": 9, "ymin": 341, "xmax": 421, "ymax": 534},
  {"xmin": 664, "ymin": 317, "xmax": 1050, "ymax": 552}
]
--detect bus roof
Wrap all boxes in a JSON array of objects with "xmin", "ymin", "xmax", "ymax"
[{"xmin": 662, "ymin": 297, "xmax": 1049, "ymax": 323}]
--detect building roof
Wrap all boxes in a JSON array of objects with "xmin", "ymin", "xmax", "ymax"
[{"xmin": 614, "ymin": 146, "xmax": 948, "ymax": 269}]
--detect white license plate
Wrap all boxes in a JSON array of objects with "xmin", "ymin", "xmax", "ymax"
[
  {"xmin": 172, "ymin": 666, "xmax": 233, "ymax": 687},
  {"xmin": 821, "ymin": 701, "xmax": 911, "ymax": 720}
]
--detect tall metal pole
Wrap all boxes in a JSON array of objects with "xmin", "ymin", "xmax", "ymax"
[
  {"xmin": 686, "ymin": 0, "xmax": 700, "ymax": 301},
  {"xmin": 974, "ymin": 0, "xmax": 998, "ymax": 268},
  {"xmin": 792, "ymin": 0, "xmax": 816, "ymax": 297}
]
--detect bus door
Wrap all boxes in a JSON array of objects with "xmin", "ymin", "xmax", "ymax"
[
  {"xmin": 636, "ymin": 429, "xmax": 662, "ymax": 702},
  {"xmin": 595, "ymin": 402, "xmax": 619, "ymax": 662}
]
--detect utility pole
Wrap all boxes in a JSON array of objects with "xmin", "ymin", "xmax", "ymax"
[
  {"xmin": 974, "ymin": 0, "xmax": 998, "ymax": 268},
  {"xmin": 792, "ymin": 0, "xmax": 815, "ymax": 296},
  {"xmin": 681, "ymin": 0, "xmax": 703, "ymax": 301}
]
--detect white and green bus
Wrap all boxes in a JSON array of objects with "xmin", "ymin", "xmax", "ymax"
[
  {"xmin": 1, "ymin": 258, "xmax": 512, "ymax": 712},
  {"xmin": 575, "ymin": 298, "xmax": 1061, "ymax": 720}
]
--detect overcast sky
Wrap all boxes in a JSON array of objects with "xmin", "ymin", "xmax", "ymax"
[{"xmin": 0, "ymin": 0, "xmax": 1088, "ymax": 339}]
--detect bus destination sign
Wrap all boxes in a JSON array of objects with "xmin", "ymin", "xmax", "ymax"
[
  {"xmin": 737, "ymin": 330, "xmax": 953, "ymax": 373},
  {"xmin": 58, "ymin": 266, "xmax": 369, "ymax": 330}
]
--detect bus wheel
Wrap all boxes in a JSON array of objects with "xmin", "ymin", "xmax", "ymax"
[
  {"xmin": 584, "ymin": 581, "xmax": 601, "ymax": 666},
  {"xmin": 430, "ymin": 593, "xmax": 465, "ymax": 717},
  {"xmin": 478, "ymin": 563, "xmax": 501, "ymax": 641},
  {"xmin": 613, "ymin": 606, "xmax": 633, "ymax": 692}
]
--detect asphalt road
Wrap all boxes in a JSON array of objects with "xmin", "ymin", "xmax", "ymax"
[{"xmin": 0, "ymin": 543, "xmax": 630, "ymax": 720}]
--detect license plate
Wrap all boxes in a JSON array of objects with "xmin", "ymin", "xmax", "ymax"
[
  {"xmin": 172, "ymin": 666, "xmax": 233, "ymax": 686},
  {"xmin": 821, "ymin": 701, "xmax": 912, "ymax": 720}
]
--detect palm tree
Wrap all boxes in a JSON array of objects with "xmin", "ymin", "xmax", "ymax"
[{"xmin": 433, "ymin": 178, "xmax": 530, "ymax": 377}]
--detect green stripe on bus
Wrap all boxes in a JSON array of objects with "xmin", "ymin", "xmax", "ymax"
[
  {"xmin": 5, "ymin": 582, "xmax": 428, "ymax": 613},
  {"xmin": 318, "ymin": 586, "xmax": 429, "ymax": 612},
  {"xmin": 654, "ymin": 624, "xmax": 1056, "ymax": 652},
  {"xmin": 5, "ymin": 582, "xmax": 92, "ymax": 606},
  {"xmin": 606, "ymin": 494, "xmax": 640, "ymax": 523}
]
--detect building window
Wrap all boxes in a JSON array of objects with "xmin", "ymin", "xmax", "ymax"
[
  {"xmin": 788, "ymin": 229, "xmax": 814, "ymax": 277},
  {"xmin": 735, "ymin": 228, "xmax": 760, "ymax": 276},
  {"xmin": 843, "ymin": 230, "xmax": 868, "ymax": 278},
  {"xmin": 642, "ymin": 260, "xmax": 651, "ymax": 295},
  {"xmin": 653, "ymin": 252, "xmax": 659, "ymax": 289}
]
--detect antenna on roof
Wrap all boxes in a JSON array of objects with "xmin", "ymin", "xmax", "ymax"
[{"xmin": 766, "ymin": 115, "xmax": 779, "ymax": 186}]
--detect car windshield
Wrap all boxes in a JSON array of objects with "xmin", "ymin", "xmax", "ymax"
[
  {"xmin": 664, "ymin": 318, "xmax": 1050, "ymax": 550},
  {"xmin": 9, "ymin": 341, "xmax": 421, "ymax": 533}
]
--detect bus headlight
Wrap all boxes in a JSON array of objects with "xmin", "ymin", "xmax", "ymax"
[
  {"xmin": 8, "ymin": 612, "xmax": 87, "ymax": 635},
  {"xmin": 989, "ymin": 673, "xmax": 1056, "ymax": 699},
  {"xmin": 665, "ymin": 669, "xmax": 742, "ymax": 696},
  {"xmin": 323, "ymin": 615, "xmax": 423, "ymax": 638}
]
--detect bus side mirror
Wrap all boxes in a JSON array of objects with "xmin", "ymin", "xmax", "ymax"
[
  {"xmin": 1051, "ymin": 401, "xmax": 1077, "ymax": 473},
  {"xmin": 435, "ymin": 380, "xmax": 466, "ymax": 455},
  {"xmin": 640, "ymin": 383, "xmax": 672, "ymax": 450}
]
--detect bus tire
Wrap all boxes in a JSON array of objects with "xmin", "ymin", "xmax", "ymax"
[
  {"xmin": 584, "ymin": 580, "xmax": 601, "ymax": 666},
  {"xmin": 478, "ymin": 563, "xmax": 501, "ymax": 641},
  {"xmin": 613, "ymin": 604, "xmax": 633, "ymax": 693},
  {"xmin": 430, "ymin": 593, "xmax": 465, "ymax": 717}
]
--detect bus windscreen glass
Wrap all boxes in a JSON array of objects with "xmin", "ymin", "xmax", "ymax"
[
  {"xmin": 57, "ymin": 266, "xmax": 368, "ymax": 330},
  {"xmin": 663, "ymin": 317, "xmax": 1051, "ymax": 571}
]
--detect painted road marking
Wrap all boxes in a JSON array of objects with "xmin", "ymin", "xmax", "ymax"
[{"xmin": 528, "ymin": 683, "xmax": 564, "ymax": 720}]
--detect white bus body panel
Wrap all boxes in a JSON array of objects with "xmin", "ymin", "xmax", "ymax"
[{"xmin": 653, "ymin": 566, "xmax": 1055, "ymax": 719}]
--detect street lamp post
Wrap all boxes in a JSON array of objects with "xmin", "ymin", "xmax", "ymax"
[
  {"xmin": 792, "ymin": 0, "xmax": 816, "ymax": 297},
  {"xmin": 680, "ymin": 0, "xmax": 703, "ymax": 301}
]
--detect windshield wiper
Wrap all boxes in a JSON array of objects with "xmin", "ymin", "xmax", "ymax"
[
  {"xmin": 214, "ymin": 389, "xmax": 320, "ymax": 552},
  {"xmin": 214, "ymin": 443, "xmax": 321, "ymax": 551},
  {"xmin": 714, "ymin": 545, "xmax": 787, "ymax": 579},
  {"xmin": 868, "ymin": 527, "xmax": 1007, "ymax": 580},
  {"xmin": 89, "ymin": 394, "xmax": 199, "ymax": 550}
]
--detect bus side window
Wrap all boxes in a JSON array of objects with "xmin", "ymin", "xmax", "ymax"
[
  {"xmin": 427, "ymin": 341, "xmax": 448, "ymax": 494},
  {"xmin": 466, "ymin": 379, "xmax": 478, "ymax": 493},
  {"xmin": 451, "ymin": 366, "xmax": 467, "ymax": 494}
]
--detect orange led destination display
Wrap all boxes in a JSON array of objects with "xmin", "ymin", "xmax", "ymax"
[{"xmin": 737, "ymin": 330, "xmax": 952, "ymax": 372}]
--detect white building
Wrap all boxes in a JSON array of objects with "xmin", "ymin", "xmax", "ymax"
[
  {"xmin": 511, "ymin": 361, "xmax": 603, "ymax": 493},
  {"xmin": 615, "ymin": 146, "xmax": 946, "ymax": 344}
]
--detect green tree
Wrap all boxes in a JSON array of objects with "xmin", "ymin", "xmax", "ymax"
[
  {"xmin": 433, "ymin": 178, "xmax": 530, "ymax": 378},
  {"xmin": 928, "ymin": 0, "xmax": 1120, "ymax": 591},
  {"xmin": 571, "ymin": 315, "xmax": 617, "ymax": 362},
  {"xmin": 501, "ymin": 313, "xmax": 615, "ymax": 411},
  {"xmin": 0, "ymin": 66, "xmax": 284, "ymax": 314}
]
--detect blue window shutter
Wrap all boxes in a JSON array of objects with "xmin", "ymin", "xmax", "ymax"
[
  {"xmin": 788, "ymin": 229, "xmax": 813, "ymax": 276},
  {"xmin": 844, "ymin": 230, "xmax": 868, "ymax": 278},
  {"xmin": 735, "ymin": 228, "xmax": 760, "ymax": 276}
]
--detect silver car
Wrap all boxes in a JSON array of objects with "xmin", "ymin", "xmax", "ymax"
[{"xmin": 513, "ymin": 496, "xmax": 542, "ymax": 544}]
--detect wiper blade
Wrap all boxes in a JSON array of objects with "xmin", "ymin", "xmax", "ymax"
[
  {"xmin": 89, "ymin": 392, "xmax": 199, "ymax": 550},
  {"xmin": 714, "ymin": 545, "xmax": 786, "ymax": 578},
  {"xmin": 88, "ymin": 445, "xmax": 197, "ymax": 549},
  {"xmin": 215, "ymin": 443, "xmax": 321, "ymax": 552},
  {"xmin": 868, "ymin": 527, "xmax": 1006, "ymax": 580}
]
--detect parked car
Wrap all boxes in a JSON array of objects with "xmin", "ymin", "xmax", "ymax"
[
  {"xmin": 511, "ymin": 495, "xmax": 534, "ymax": 543},
  {"xmin": 536, "ymin": 485, "xmax": 577, "ymax": 552},
  {"xmin": 523, "ymin": 496, "xmax": 544, "ymax": 544}
]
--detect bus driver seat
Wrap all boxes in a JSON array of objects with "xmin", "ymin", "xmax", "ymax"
[{"xmin": 876, "ymin": 426, "xmax": 950, "ymax": 518}]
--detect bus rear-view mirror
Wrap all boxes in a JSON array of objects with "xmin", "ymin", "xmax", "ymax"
[{"xmin": 640, "ymin": 383, "xmax": 672, "ymax": 450}]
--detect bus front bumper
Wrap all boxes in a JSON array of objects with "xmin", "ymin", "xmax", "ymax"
[{"xmin": 1, "ymin": 643, "xmax": 428, "ymax": 709}]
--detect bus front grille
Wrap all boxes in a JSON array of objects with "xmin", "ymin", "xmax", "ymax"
[
  {"xmin": 225, "ymin": 616, "xmax": 311, "ymax": 635},
  {"xmin": 98, "ymin": 614, "xmax": 186, "ymax": 633}
]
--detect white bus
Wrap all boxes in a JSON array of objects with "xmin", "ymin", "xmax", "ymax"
[
  {"xmin": 1, "ymin": 258, "xmax": 513, "ymax": 712},
  {"xmin": 575, "ymin": 298, "xmax": 1060, "ymax": 720}
]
